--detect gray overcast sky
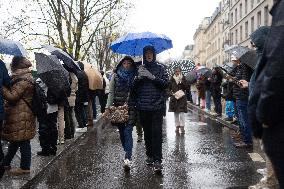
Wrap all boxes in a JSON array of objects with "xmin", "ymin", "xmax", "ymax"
[{"xmin": 125, "ymin": 0, "xmax": 221, "ymax": 61}]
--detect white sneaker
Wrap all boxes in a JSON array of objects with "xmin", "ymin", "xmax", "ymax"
[
  {"xmin": 123, "ymin": 159, "xmax": 131, "ymax": 171},
  {"xmin": 257, "ymin": 168, "xmax": 267, "ymax": 176}
]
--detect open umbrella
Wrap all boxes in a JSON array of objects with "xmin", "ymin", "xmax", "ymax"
[
  {"xmin": 167, "ymin": 59, "xmax": 195, "ymax": 76},
  {"xmin": 185, "ymin": 71, "xmax": 197, "ymax": 84},
  {"xmin": 110, "ymin": 31, "xmax": 173, "ymax": 56},
  {"xmin": 42, "ymin": 45, "xmax": 76, "ymax": 71},
  {"xmin": 224, "ymin": 45, "xmax": 250, "ymax": 59},
  {"xmin": 239, "ymin": 50, "xmax": 257, "ymax": 70},
  {"xmin": 196, "ymin": 67, "xmax": 212, "ymax": 78},
  {"xmin": 220, "ymin": 62, "xmax": 236, "ymax": 73},
  {"xmin": 35, "ymin": 53, "xmax": 70, "ymax": 103},
  {"xmin": 81, "ymin": 61, "xmax": 103, "ymax": 90},
  {"xmin": 0, "ymin": 38, "xmax": 27, "ymax": 56}
]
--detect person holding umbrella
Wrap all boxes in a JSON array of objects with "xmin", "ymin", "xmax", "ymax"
[
  {"xmin": 133, "ymin": 46, "xmax": 169, "ymax": 174},
  {"xmin": 168, "ymin": 67, "xmax": 188, "ymax": 134},
  {"xmin": 1, "ymin": 56, "xmax": 36, "ymax": 175}
]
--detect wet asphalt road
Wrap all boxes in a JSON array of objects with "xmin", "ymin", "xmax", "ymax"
[{"xmin": 24, "ymin": 106, "xmax": 264, "ymax": 189}]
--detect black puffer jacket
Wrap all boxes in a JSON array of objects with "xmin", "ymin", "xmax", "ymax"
[
  {"xmin": 75, "ymin": 62, "xmax": 89, "ymax": 104},
  {"xmin": 231, "ymin": 63, "xmax": 253, "ymax": 101},
  {"xmin": 133, "ymin": 46, "xmax": 169, "ymax": 111}
]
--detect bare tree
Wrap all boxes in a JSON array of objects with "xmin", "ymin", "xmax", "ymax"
[{"xmin": 0, "ymin": 0, "xmax": 133, "ymax": 63}]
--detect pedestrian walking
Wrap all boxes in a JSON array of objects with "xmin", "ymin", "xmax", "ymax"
[
  {"xmin": 0, "ymin": 59, "xmax": 11, "ymax": 178},
  {"xmin": 1, "ymin": 56, "xmax": 36, "ymax": 175},
  {"xmin": 133, "ymin": 46, "xmax": 169, "ymax": 174},
  {"xmin": 104, "ymin": 56, "xmax": 136, "ymax": 171},
  {"xmin": 168, "ymin": 67, "xmax": 188, "ymax": 134},
  {"xmin": 36, "ymin": 78, "xmax": 58, "ymax": 156}
]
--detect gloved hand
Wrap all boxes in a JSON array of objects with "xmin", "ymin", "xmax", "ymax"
[{"xmin": 138, "ymin": 66, "xmax": 156, "ymax": 80}]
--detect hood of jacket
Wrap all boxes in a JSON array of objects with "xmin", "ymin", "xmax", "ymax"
[
  {"xmin": 250, "ymin": 26, "xmax": 270, "ymax": 53},
  {"xmin": 143, "ymin": 46, "xmax": 157, "ymax": 66}
]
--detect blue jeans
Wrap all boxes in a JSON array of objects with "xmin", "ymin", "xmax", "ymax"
[
  {"xmin": 205, "ymin": 90, "xmax": 211, "ymax": 110},
  {"xmin": 3, "ymin": 140, "xmax": 31, "ymax": 170},
  {"xmin": 117, "ymin": 124, "xmax": 133, "ymax": 159},
  {"xmin": 236, "ymin": 100, "xmax": 252, "ymax": 144},
  {"xmin": 225, "ymin": 101, "xmax": 235, "ymax": 118}
]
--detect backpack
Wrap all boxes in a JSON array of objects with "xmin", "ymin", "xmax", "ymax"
[{"xmin": 12, "ymin": 78, "xmax": 48, "ymax": 119}]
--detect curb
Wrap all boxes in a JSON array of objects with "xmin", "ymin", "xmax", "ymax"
[
  {"xmin": 187, "ymin": 102, "xmax": 239, "ymax": 131},
  {"xmin": 20, "ymin": 118, "xmax": 104, "ymax": 189}
]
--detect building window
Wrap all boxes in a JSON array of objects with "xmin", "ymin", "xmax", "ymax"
[
  {"xmin": 231, "ymin": 12, "xmax": 234, "ymax": 25},
  {"xmin": 264, "ymin": 6, "xmax": 269, "ymax": 26},
  {"xmin": 257, "ymin": 11, "xmax": 262, "ymax": 27},
  {"xmin": 235, "ymin": 29, "xmax": 238, "ymax": 44},
  {"xmin": 251, "ymin": 16, "xmax": 255, "ymax": 33},
  {"xmin": 251, "ymin": 0, "xmax": 254, "ymax": 9},
  {"xmin": 245, "ymin": 21, "xmax": 249, "ymax": 38},
  {"xmin": 231, "ymin": 32, "xmax": 234, "ymax": 45},
  {"xmin": 240, "ymin": 25, "xmax": 243, "ymax": 41},
  {"xmin": 245, "ymin": 0, "xmax": 248, "ymax": 14},
  {"xmin": 240, "ymin": 3, "xmax": 242, "ymax": 19},
  {"xmin": 235, "ymin": 8, "xmax": 238, "ymax": 23}
]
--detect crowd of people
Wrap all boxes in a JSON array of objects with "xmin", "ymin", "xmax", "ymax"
[{"xmin": 0, "ymin": 1, "xmax": 283, "ymax": 187}]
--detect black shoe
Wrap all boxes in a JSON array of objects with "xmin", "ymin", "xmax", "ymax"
[
  {"xmin": 153, "ymin": 161, "xmax": 163, "ymax": 174},
  {"xmin": 37, "ymin": 151, "xmax": 50, "ymax": 156},
  {"xmin": 146, "ymin": 157, "xmax": 154, "ymax": 166},
  {"xmin": 224, "ymin": 117, "xmax": 233, "ymax": 121},
  {"xmin": 0, "ymin": 165, "xmax": 5, "ymax": 180}
]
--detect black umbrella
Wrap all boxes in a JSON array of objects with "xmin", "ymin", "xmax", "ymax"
[
  {"xmin": 220, "ymin": 62, "xmax": 236, "ymax": 73},
  {"xmin": 196, "ymin": 67, "xmax": 212, "ymax": 78},
  {"xmin": 35, "ymin": 53, "xmax": 70, "ymax": 103},
  {"xmin": 239, "ymin": 50, "xmax": 257, "ymax": 70},
  {"xmin": 42, "ymin": 45, "xmax": 77, "ymax": 72},
  {"xmin": 185, "ymin": 71, "xmax": 197, "ymax": 84}
]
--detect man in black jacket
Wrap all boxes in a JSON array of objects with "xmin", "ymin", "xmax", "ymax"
[
  {"xmin": 248, "ymin": 0, "xmax": 284, "ymax": 187},
  {"xmin": 230, "ymin": 55, "xmax": 253, "ymax": 148},
  {"xmin": 133, "ymin": 46, "xmax": 169, "ymax": 174}
]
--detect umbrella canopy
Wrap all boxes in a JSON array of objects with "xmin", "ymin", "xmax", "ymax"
[
  {"xmin": 35, "ymin": 53, "xmax": 70, "ymax": 103},
  {"xmin": 110, "ymin": 32, "xmax": 173, "ymax": 56},
  {"xmin": 239, "ymin": 50, "xmax": 258, "ymax": 70},
  {"xmin": 81, "ymin": 62, "xmax": 103, "ymax": 90},
  {"xmin": 224, "ymin": 45, "xmax": 250, "ymax": 59},
  {"xmin": 196, "ymin": 67, "xmax": 212, "ymax": 78},
  {"xmin": 185, "ymin": 71, "xmax": 197, "ymax": 84},
  {"xmin": 167, "ymin": 59, "xmax": 195, "ymax": 76},
  {"xmin": 42, "ymin": 45, "xmax": 76, "ymax": 71},
  {"xmin": 0, "ymin": 38, "xmax": 27, "ymax": 57},
  {"xmin": 220, "ymin": 62, "xmax": 236, "ymax": 73}
]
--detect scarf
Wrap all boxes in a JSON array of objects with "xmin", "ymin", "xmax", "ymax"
[
  {"xmin": 173, "ymin": 74, "xmax": 183, "ymax": 84},
  {"xmin": 117, "ymin": 67, "xmax": 135, "ymax": 87}
]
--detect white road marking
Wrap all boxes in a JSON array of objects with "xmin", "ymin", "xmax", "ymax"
[{"xmin": 248, "ymin": 153, "xmax": 265, "ymax": 162}]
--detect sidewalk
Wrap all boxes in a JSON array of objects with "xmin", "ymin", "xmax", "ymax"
[
  {"xmin": 0, "ymin": 117, "xmax": 102, "ymax": 189},
  {"xmin": 187, "ymin": 102, "xmax": 265, "ymax": 156}
]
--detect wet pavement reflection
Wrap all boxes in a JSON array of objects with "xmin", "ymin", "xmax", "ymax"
[{"xmin": 24, "ymin": 107, "xmax": 263, "ymax": 189}]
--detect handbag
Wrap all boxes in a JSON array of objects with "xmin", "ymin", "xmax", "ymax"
[
  {"xmin": 107, "ymin": 92, "xmax": 130, "ymax": 124},
  {"xmin": 108, "ymin": 104, "xmax": 129, "ymax": 124},
  {"xmin": 174, "ymin": 90, "xmax": 185, "ymax": 100}
]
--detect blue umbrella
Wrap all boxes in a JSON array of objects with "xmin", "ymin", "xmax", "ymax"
[
  {"xmin": 0, "ymin": 38, "xmax": 27, "ymax": 56},
  {"xmin": 110, "ymin": 32, "xmax": 173, "ymax": 56}
]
